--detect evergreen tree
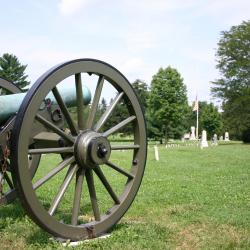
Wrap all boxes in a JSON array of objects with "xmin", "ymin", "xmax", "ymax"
[{"xmin": 0, "ymin": 53, "xmax": 30, "ymax": 89}]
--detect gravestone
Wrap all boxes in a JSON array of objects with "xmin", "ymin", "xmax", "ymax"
[
  {"xmin": 225, "ymin": 132, "xmax": 230, "ymax": 141},
  {"xmin": 200, "ymin": 130, "xmax": 208, "ymax": 148},
  {"xmin": 183, "ymin": 133, "xmax": 190, "ymax": 140},
  {"xmin": 212, "ymin": 134, "xmax": 218, "ymax": 146},
  {"xmin": 190, "ymin": 126, "xmax": 196, "ymax": 140},
  {"xmin": 154, "ymin": 145, "xmax": 159, "ymax": 161},
  {"xmin": 219, "ymin": 135, "xmax": 223, "ymax": 141}
]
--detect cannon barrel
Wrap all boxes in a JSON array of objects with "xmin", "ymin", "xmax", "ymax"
[{"xmin": 0, "ymin": 84, "xmax": 91, "ymax": 124}]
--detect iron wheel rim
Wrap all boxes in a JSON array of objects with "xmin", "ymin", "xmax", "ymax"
[{"xmin": 11, "ymin": 59, "xmax": 147, "ymax": 240}]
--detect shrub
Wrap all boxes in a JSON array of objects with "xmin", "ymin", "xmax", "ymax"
[{"xmin": 242, "ymin": 128, "xmax": 250, "ymax": 143}]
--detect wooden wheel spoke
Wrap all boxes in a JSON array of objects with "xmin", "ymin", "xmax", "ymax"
[
  {"xmin": 94, "ymin": 92, "xmax": 124, "ymax": 132},
  {"xmin": 33, "ymin": 156, "xmax": 75, "ymax": 190},
  {"xmin": 36, "ymin": 114, "xmax": 75, "ymax": 144},
  {"xmin": 48, "ymin": 164, "xmax": 78, "ymax": 216},
  {"xmin": 28, "ymin": 146, "xmax": 74, "ymax": 155},
  {"xmin": 52, "ymin": 87, "xmax": 78, "ymax": 135},
  {"xmin": 71, "ymin": 168, "xmax": 85, "ymax": 225},
  {"xmin": 106, "ymin": 161, "xmax": 134, "ymax": 179},
  {"xmin": 86, "ymin": 76, "xmax": 104, "ymax": 129},
  {"xmin": 93, "ymin": 166, "xmax": 120, "ymax": 204},
  {"xmin": 111, "ymin": 144, "xmax": 140, "ymax": 150},
  {"xmin": 75, "ymin": 73, "xmax": 85, "ymax": 130},
  {"xmin": 103, "ymin": 116, "xmax": 136, "ymax": 137},
  {"xmin": 85, "ymin": 169, "xmax": 101, "ymax": 221}
]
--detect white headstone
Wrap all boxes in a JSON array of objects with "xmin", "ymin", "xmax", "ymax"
[
  {"xmin": 184, "ymin": 133, "xmax": 190, "ymax": 140},
  {"xmin": 200, "ymin": 130, "xmax": 208, "ymax": 148},
  {"xmin": 219, "ymin": 135, "xmax": 223, "ymax": 141},
  {"xmin": 154, "ymin": 145, "xmax": 159, "ymax": 161},
  {"xmin": 190, "ymin": 126, "xmax": 196, "ymax": 140},
  {"xmin": 212, "ymin": 134, "xmax": 218, "ymax": 146},
  {"xmin": 225, "ymin": 132, "xmax": 229, "ymax": 141}
]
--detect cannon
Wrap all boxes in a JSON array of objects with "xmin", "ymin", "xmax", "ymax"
[{"xmin": 0, "ymin": 59, "xmax": 147, "ymax": 241}]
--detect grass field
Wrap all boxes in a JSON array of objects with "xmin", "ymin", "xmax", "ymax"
[{"xmin": 0, "ymin": 142, "xmax": 250, "ymax": 249}]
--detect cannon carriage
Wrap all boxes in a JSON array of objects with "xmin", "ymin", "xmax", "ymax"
[{"xmin": 0, "ymin": 59, "xmax": 147, "ymax": 241}]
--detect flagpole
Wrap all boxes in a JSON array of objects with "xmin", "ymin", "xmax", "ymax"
[{"xmin": 192, "ymin": 94, "xmax": 199, "ymax": 140}]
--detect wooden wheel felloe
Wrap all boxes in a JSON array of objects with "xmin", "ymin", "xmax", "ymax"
[{"xmin": 11, "ymin": 59, "xmax": 147, "ymax": 240}]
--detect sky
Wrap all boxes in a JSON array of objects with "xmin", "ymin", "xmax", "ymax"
[{"xmin": 0, "ymin": 0, "xmax": 249, "ymax": 104}]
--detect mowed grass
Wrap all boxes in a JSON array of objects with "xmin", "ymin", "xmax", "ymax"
[{"xmin": 0, "ymin": 143, "xmax": 250, "ymax": 249}]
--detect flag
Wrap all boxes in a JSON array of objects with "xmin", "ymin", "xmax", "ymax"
[{"xmin": 192, "ymin": 95, "xmax": 198, "ymax": 111}]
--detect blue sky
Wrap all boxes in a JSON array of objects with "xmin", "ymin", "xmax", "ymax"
[{"xmin": 0, "ymin": 0, "xmax": 249, "ymax": 104}]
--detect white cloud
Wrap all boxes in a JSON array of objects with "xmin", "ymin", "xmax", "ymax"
[{"xmin": 58, "ymin": 0, "xmax": 90, "ymax": 16}]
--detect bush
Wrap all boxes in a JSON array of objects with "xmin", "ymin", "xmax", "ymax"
[{"xmin": 242, "ymin": 128, "xmax": 250, "ymax": 143}]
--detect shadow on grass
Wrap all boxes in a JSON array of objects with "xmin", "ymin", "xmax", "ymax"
[
  {"xmin": 26, "ymin": 228, "xmax": 52, "ymax": 246},
  {"xmin": 0, "ymin": 199, "xmax": 25, "ymax": 220}
]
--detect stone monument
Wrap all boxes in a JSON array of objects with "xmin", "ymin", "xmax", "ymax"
[
  {"xmin": 190, "ymin": 126, "xmax": 196, "ymax": 140},
  {"xmin": 200, "ymin": 130, "xmax": 208, "ymax": 148},
  {"xmin": 183, "ymin": 133, "xmax": 190, "ymax": 140},
  {"xmin": 212, "ymin": 134, "xmax": 218, "ymax": 146},
  {"xmin": 225, "ymin": 132, "xmax": 229, "ymax": 141},
  {"xmin": 219, "ymin": 135, "xmax": 223, "ymax": 141}
]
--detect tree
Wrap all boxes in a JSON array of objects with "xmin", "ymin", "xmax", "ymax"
[
  {"xmin": 94, "ymin": 97, "xmax": 107, "ymax": 124},
  {"xmin": 200, "ymin": 103, "xmax": 223, "ymax": 139},
  {"xmin": 184, "ymin": 101, "xmax": 223, "ymax": 139},
  {"xmin": 102, "ymin": 96, "xmax": 131, "ymax": 135},
  {"xmin": 0, "ymin": 53, "xmax": 30, "ymax": 89},
  {"xmin": 131, "ymin": 79, "xmax": 149, "ymax": 109},
  {"xmin": 211, "ymin": 20, "xmax": 250, "ymax": 139},
  {"xmin": 148, "ymin": 66, "xmax": 189, "ymax": 141},
  {"xmin": 222, "ymin": 89, "xmax": 250, "ymax": 139}
]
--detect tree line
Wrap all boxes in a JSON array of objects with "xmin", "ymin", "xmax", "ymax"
[{"xmin": 0, "ymin": 20, "xmax": 249, "ymax": 142}]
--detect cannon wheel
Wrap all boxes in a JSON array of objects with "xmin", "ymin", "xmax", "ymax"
[
  {"xmin": 11, "ymin": 59, "xmax": 147, "ymax": 240},
  {"xmin": 0, "ymin": 78, "xmax": 40, "ymax": 204}
]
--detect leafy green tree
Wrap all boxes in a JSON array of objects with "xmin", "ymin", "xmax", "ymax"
[
  {"xmin": 222, "ymin": 88, "xmax": 250, "ymax": 139},
  {"xmin": 102, "ymin": 97, "xmax": 131, "ymax": 135},
  {"xmin": 148, "ymin": 66, "xmax": 189, "ymax": 141},
  {"xmin": 200, "ymin": 103, "xmax": 223, "ymax": 139},
  {"xmin": 211, "ymin": 20, "xmax": 250, "ymax": 139},
  {"xmin": 131, "ymin": 79, "xmax": 149, "ymax": 109},
  {"xmin": 102, "ymin": 79, "xmax": 149, "ymax": 137},
  {"xmin": 0, "ymin": 53, "xmax": 30, "ymax": 89},
  {"xmin": 185, "ymin": 101, "xmax": 223, "ymax": 139},
  {"xmin": 94, "ymin": 97, "xmax": 107, "ymax": 124}
]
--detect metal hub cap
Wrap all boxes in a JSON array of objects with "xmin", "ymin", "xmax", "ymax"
[{"xmin": 74, "ymin": 130, "xmax": 111, "ymax": 167}]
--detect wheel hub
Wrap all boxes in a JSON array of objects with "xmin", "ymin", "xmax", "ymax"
[{"xmin": 74, "ymin": 130, "xmax": 111, "ymax": 168}]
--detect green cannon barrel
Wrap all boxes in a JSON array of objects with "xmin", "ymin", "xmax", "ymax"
[{"xmin": 0, "ymin": 84, "xmax": 91, "ymax": 124}]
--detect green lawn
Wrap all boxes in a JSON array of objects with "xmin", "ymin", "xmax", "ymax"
[{"xmin": 0, "ymin": 143, "xmax": 250, "ymax": 249}]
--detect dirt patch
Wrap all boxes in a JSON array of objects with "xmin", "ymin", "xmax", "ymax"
[
  {"xmin": 166, "ymin": 204, "xmax": 201, "ymax": 215},
  {"xmin": 0, "ymin": 236, "xmax": 26, "ymax": 250},
  {"xmin": 175, "ymin": 222, "xmax": 249, "ymax": 249}
]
